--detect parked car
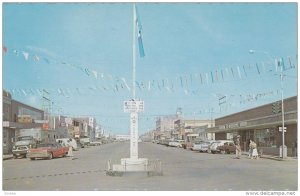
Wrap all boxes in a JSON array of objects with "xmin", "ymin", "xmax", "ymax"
[
  {"xmin": 191, "ymin": 141, "xmax": 205, "ymax": 151},
  {"xmin": 193, "ymin": 140, "xmax": 216, "ymax": 152},
  {"xmin": 208, "ymin": 140, "xmax": 233, "ymax": 154},
  {"xmin": 161, "ymin": 139, "xmax": 172, "ymax": 146},
  {"xmin": 217, "ymin": 141, "xmax": 236, "ymax": 154},
  {"xmin": 27, "ymin": 143, "xmax": 69, "ymax": 160},
  {"xmin": 169, "ymin": 140, "xmax": 185, "ymax": 148}
]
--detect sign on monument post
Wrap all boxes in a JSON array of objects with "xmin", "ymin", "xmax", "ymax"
[{"xmin": 124, "ymin": 100, "xmax": 144, "ymax": 160}]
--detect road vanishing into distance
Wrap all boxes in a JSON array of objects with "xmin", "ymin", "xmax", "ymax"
[{"xmin": 3, "ymin": 141, "xmax": 298, "ymax": 191}]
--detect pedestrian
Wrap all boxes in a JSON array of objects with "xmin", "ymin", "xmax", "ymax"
[
  {"xmin": 248, "ymin": 139, "xmax": 252, "ymax": 159},
  {"xmin": 250, "ymin": 140, "xmax": 258, "ymax": 159},
  {"xmin": 235, "ymin": 135, "xmax": 241, "ymax": 159}
]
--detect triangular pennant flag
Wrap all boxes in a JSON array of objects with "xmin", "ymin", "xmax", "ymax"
[
  {"xmin": 13, "ymin": 49, "xmax": 19, "ymax": 56},
  {"xmin": 22, "ymin": 51, "xmax": 29, "ymax": 60},
  {"xmin": 43, "ymin": 57, "xmax": 50, "ymax": 64},
  {"xmin": 210, "ymin": 71, "xmax": 214, "ymax": 83},
  {"xmin": 92, "ymin": 70, "xmax": 98, "ymax": 78},
  {"xmin": 33, "ymin": 55, "xmax": 40, "ymax": 62},
  {"xmin": 237, "ymin": 66, "xmax": 242, "ymax": 79},
  {"xmin": 256, "ymin": 63, "xmax": 260, "ymax": 74},
  {"xmin": 3, "ymin": 46, "xmax": 8, "ymax": 53},
  {"xmin": 243, "ymin": 65, "xmax": 247, "ymax": 77}
]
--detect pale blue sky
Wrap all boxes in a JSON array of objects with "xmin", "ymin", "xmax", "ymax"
[{"xmin": 2, "ymin": 3, "xmax": 298, "ymax": 134}]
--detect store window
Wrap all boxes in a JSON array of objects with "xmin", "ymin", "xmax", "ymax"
[
  {"xmin": 254, "ymin": 128, "xmax": 277, "ymax": 148},
  {"xmin": 18, "ymin": 106, "xmax": 42, "ymax": 121}
]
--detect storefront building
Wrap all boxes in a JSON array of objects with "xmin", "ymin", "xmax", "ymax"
[
  {"xmin": 206, "ymin": 96, "xmax": 297, "ymax": 157},
  {"xmin": 2, "ymin": 90, "xmax": 44, "ymax": 154}
]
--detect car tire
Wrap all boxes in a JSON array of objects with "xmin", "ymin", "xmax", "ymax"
[{"xmin": 48, "ymin": 153, "xmax": 53, "ymax": 160}]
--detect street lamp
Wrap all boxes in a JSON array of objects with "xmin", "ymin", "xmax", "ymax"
[{"xmin": 249, "ymin": 49, "xmax": 286, "ymax": 159}]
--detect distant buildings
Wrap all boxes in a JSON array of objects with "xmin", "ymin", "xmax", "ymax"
[
  {"xmin": 2, "ymin": 90, "xmax": 102, "ymax": 154},
  {"xmin": 153, "ymin": 108, "xmax": 215, "ymax": 142}
]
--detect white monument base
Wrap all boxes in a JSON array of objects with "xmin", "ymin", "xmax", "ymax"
[{"xmin": 112, "ymin": 158, "xmax": 148, "ymax": 172}]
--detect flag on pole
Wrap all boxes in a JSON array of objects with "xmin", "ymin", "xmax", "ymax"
[{"xmin": 135, "ymin": 5, "xmax": 145, "ymax": 58}]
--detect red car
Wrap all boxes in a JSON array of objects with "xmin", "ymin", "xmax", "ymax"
[{"xmin": 27, "ymin": 143, "xmax": 69, "ymax": 160}]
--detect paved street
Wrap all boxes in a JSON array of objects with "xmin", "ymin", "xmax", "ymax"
[{"xmin": 2, "ymin": 141, "xmax": 298, "ymax": 191}]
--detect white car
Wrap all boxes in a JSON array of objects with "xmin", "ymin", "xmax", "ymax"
[
  {"xmin": 208, "ymin": 140, "xmax": 233, "ymax": 154},
  {"xmin": 192, "ymin": 141, "xmax": 205, "ymax": 151},
  {"xmin": 197, "ymin": 140, "xmax": 216, "ymax": 152},
  {"xmin": 168, "ymin": 140, "xmax": 185, "ymax": 148}
]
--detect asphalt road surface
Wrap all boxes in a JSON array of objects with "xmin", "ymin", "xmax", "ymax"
[{"xmin": 2, "ymin": 141, "xmax": 298, "ymax": 191}]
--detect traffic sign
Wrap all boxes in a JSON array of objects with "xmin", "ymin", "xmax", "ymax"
[
  {"xmin": 279, "ymin": 127, "xmax": 287, "ymax": 132},
  {"xmin": 124, "ymin": 100, "xmax": 144, "ymax": 113}
]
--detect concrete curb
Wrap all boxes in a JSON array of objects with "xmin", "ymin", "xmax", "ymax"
[
  {"xmin": 3, "ymin": 155, "xmax": 13, "ymax": 160},
  {"xmin": 260, "ymin": 155, "xmax": 297, "ymax": 161}
]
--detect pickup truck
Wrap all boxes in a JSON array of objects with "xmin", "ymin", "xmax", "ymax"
[{"xmin": 217, "ymin": 141, "xmax": 236, "ymax": 154}]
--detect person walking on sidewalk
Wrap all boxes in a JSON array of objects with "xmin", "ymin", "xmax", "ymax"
[
  {"xmin": 250, "ymin": 140, "xmax": 259, "ymax": 159},
  {"xmin": 235, "ymin": 135, "xmax": 241, "ymax": 159},
  {"xmin": 248, "ymin": 139, "xmax": 253, "ymax": 159}
]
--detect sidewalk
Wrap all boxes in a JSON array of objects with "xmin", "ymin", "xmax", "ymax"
[
  {"xmin": 2, "ymin": 154, "xmax": 13, "ymax": 160},
  {"xmin": 242, "ymin": 151, "xmax": 297, "ymax": 161}
]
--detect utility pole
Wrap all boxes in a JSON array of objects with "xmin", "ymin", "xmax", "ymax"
[{"xmin": 280, "ymin": 67, "xmax": 286, "ymax": 159}]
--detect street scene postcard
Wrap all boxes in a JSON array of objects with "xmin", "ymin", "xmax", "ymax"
[{"xmin": 1, "ymin": 2, "xmax": 298, "ymax": 195}]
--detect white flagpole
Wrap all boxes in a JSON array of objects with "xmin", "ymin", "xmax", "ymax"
[
  {"xmin": 133, "ymin": 3, "xmax": 136, "ymax": 100},
  {"xmin": 130, "ymin": 3, "xmax": 138, "ymax": 160}
]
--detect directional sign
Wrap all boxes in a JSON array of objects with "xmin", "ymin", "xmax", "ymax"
[
  {"xmin": 279, "ymin": 127, "xmax": 287, "ymax": 132},
  {"xmin": 124, "ymin": 100, "xmax": 144, "ymax": 113}
]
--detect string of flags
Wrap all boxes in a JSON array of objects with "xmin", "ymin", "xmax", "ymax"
[{"xmin": 3, "ymin": 45, "xmax": 297, "ymax": 95}]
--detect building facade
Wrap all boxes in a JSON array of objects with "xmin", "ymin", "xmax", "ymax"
[
  {"xmin": 174, "ymin": 119, "xmax": 215, "ymax": 142},
  {"xmin": 3, "ymin": 90, "xmax": 45, "ymax": 154},
  {"xmin": 155, "ymin": 115, "xmax": 180, "ymax": 140},
  {"xmin": 207, "ymin": 96, "xmax": 297, "ymax": 157}
]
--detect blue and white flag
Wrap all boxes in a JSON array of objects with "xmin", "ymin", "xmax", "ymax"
[{"xmin": 135, "ymin": 5, "xmax": 145, "ymax": 58}]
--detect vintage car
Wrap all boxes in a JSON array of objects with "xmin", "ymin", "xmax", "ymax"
[
  {"xmin": 168, "ymin": 140, "xmax": 185, "ymax": 148},
  {"xmin": 208, "ymin": 140, "xmax": 233, "ymax": 154},
  {"xmin": 192, "ymin": 140, "xmax": 215, "ymax": 152},
  {"xmin": 217, "ymin": 141, "xmax": 236, "ymax": 154},
  {"xmin": 27, "ymin": 143, "xmax": 69, "ymax": 160}
]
